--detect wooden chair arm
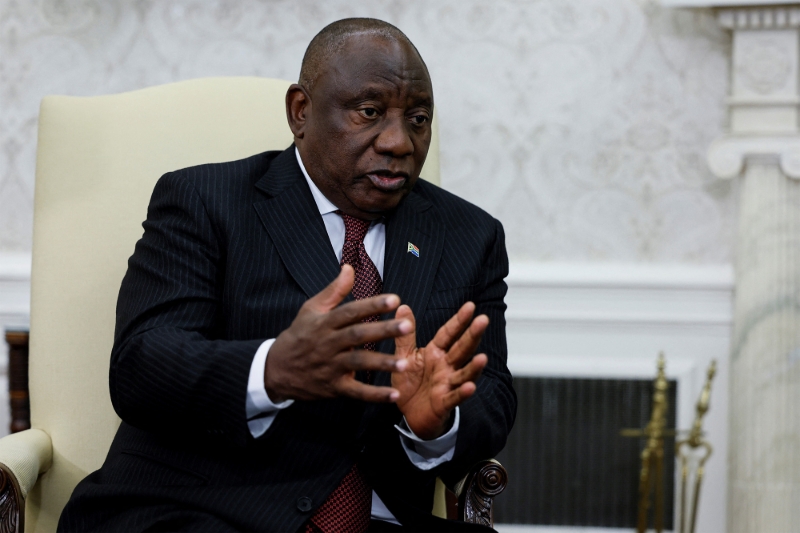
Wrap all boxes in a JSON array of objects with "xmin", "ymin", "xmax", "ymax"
[
  {"xmin": 446, "ymin": 459, "xmax": 508, "ymax": 527},
  {"xmin": 0, "ymin": 463, "xmax": 23, "ymax": 533}
]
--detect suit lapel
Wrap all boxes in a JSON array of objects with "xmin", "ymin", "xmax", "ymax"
[
  {"xmin": 383, "ymin": 191, "xmax": 445, "ymax": 324},
  {"xmin": 253, "ymin": 148, "xmax": 341, "ymax": 299}
]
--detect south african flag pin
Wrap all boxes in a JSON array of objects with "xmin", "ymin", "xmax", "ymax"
[{"xmin": 407, "ymin": 242, "xmax": 420, "ymax": 257}]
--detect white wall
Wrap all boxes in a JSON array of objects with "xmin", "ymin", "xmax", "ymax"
[{"xmin": 0, "ymin": 0, "xmax": 734, "ymax": 261}]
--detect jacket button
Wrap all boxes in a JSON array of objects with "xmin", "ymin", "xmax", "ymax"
[{"xmin": 297, "ymin": 497, "xmax": 313, "ymax": 513}]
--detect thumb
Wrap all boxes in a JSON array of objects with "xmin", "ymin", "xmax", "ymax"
[
  {"xmin": 309, "ymin": 264, "xmax": 354, "ymax": 311},
  {"xmin": 394, "ymin": 304, "xmax": 417, "ymax": 356}
]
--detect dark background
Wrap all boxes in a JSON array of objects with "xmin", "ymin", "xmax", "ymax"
[{"xmin": 494, "ymin": 377, "xmax": 677, "ymax": 528}]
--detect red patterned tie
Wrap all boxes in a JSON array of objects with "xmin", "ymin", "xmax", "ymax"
[
  {"xmin": 337, "ymin": 211, "xmax": 383, "ymax": 352},
  {"xmin": 305, "ymin": 212, "xmax": 382, "ymax": 533}
]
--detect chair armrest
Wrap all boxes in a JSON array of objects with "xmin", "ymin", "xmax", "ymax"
[
  {"xmin": 0, "ymin": 429, "xmax": 53, "ymax": 533},
  {"xmin": 451, "ymin": 459, "xmax": 508, "ymax": 527},
  {"xmin": 0, "ymin": 429, "xmax": 53, "ymax": 499}
]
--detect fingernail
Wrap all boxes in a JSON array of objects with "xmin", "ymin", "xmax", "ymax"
[
  {"xmin": 395, "ymin": 360, "xmax": 407, "ymax": 371},
  {"xmin": 389, "ymin": 391, "xmax": 400, "ymax": 401},
  {"xmin": 398, "ymin": 320, "xmax": 412, "ymax": 334},
  {"xmin": 385, "ymin": 295, "xmax": 400, "ymax": 307}
]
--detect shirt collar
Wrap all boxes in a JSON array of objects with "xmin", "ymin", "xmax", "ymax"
[{"xmin": 295, "ymin": 147, "xmax": 338, "ymax": 216}]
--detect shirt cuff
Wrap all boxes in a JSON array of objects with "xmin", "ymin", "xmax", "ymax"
[
  {"xmin": 394, "ymin": 407, "xmax": 459, "ymax": 471},
  {"xmin": 246, "ymin": 338, "xmax": 294, "ymax": 438}
]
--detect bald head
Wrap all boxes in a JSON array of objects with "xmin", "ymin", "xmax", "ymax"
[{"xmin": 299, "ymin": 18, "xmax": 427, "ymax": 93}]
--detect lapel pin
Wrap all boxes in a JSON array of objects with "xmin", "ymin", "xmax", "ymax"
[{"xmin": 407, "ymin": 242, "xmax": 420, "ymax": 258}]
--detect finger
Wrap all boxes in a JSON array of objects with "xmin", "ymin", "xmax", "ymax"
[
  {"xmin": 327, "ymin": 293, "xmax": 402, "ymax": 328},
  {"xmin": 445, "ymin": 314, "xmax": 489, "ymax": 366},
  {"xmin": 333, "ymin": 319, "xmax": 413, "ymax": 350},
  {"xmin": 394, "ymin": 305, "xmax": 417, "ymax": 355},
  {"xmin": 441, "ymin": 382, "xmax": 478, "ymax": 412},
  {"xmin": 307, "ymin": 265, "xmax": 355, "ymax": 312},
  {"xmin": 430, "ymin": 302, "xmax": 475, "ymax": 352},
  {"xmin": 336, "ymin": 378, "xmax": 400, "ymax": 403},
  {"xmin": 337, "ymin": 349, "xmax": 408, "ymax": 373},
  {"xmin": 448, "ymin": 353, "xmax": 488, "ymax": 387}
]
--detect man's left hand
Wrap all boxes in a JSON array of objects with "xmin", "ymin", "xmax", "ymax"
[{"xmin": 392, "ymin": 302, "xmax": 489, "ymax": 440}]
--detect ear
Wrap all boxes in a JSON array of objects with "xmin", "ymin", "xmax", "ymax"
[{"xmin": 286, "ymin": 84, "xmax": 310, "ymax": 140}]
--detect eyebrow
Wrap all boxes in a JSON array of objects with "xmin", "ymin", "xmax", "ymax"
[
  {"xmin": 350, "ymin": 87, "xmax": 385, "ymax": 101},
  {"xmin": 347, "ymin": 87, "xmax": 433, "ymax": 108}
]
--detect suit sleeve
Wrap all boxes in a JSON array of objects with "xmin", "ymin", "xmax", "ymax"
[
  {"xmin": 109, "ymin": 171, "xmax": 261, "ymax": 447},
  {"xmin": 439, "ymin": 218, "xmax": 516, "ymax": 485}
]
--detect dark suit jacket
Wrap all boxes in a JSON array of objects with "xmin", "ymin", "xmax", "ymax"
[{"xmin": 58, "ymin": 147, "xmax": 516, "ymax": 532}]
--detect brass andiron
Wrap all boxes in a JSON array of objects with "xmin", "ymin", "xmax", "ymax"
[
  {"xmin": 620, "ymin": 353, "xmax": 674, "ymax": 533},
  {"xmin": 676, "ymin": 360, "xmax": 716, "ymax": 533}
]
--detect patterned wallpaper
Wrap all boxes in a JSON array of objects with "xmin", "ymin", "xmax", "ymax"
[{"xmin": 0, "ymin": 0, "xmax": 735, "ymax": 262}]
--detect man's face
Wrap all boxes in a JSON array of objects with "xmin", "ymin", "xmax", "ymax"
[{"xmin": 291, "ymin": 35, "xmax": 433, "ymax": 220}]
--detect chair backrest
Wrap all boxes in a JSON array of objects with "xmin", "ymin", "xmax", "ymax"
[{"xmin": 28, "ymin": 76, "xmax": 441, "ymax": 531}]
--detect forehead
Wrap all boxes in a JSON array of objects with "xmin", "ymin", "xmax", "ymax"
[{"xmin": 317, "ymin": 35, "xmax": 432, "ymax": 102}]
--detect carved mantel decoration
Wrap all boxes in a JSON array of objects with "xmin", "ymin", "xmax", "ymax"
[{"xmin": 704, "ymin": 3, "xmax": 800, "ymax": 178}]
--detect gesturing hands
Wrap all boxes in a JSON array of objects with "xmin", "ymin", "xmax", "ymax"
[
  {"xmin": 264, "ymin": 265, "xmax": 490, "ymax": 441},
  {"xmin": 264, "ymin": 265, "xmax": 410, "ymax": 403}
]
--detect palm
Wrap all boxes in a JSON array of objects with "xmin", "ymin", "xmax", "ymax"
[
  {"xmin": 391, "ymin": 303, "xmax": 489, "ymax": 440},
  {"xmin": 393, "ymin": 343, "xmax": 452, "ymax": 436}
]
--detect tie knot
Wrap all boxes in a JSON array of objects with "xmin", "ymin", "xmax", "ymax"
[{"xmin": 336, "ymin": 211, "xmax": 371, "ymax": 243}]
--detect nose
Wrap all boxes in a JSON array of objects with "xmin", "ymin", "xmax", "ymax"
[{"xmin": 373, "ymin": 112, "xmax": 414, "ymax": 159}]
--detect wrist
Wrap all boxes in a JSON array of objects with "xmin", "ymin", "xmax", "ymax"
[
  {"xmin": 263, "ymin": 339, "xmax": 288, "ymax": 403},
  {"xmin": 435, "ymin": 411, "xmax": 456, "ymax": 439},
  {"xmin": 414, "ymin": 410, "xmax": 455, "ymax": 441}
]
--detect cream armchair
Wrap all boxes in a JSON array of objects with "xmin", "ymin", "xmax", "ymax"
[{"xmin": 0, "ymin": 76, "xmax": 505, "ymax": 532}]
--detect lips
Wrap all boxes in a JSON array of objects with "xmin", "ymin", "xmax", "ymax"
[{"xmin": 366, "ymin": 172, "xmax": 408, "ymax": 192}]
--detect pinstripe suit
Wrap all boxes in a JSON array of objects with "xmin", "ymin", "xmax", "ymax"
[{"xmin": 58, "ymin": 146, "xmax": 516, "ymax": 532}]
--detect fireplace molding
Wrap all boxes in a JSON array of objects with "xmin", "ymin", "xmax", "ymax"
[{"xmin": 504, "ymin": 261, "xmax": 733, "ymax": 533}]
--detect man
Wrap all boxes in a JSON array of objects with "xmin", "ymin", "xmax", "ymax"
[{"xmin": 59, "ymin": 18, "xmax": 516, "ymax": 533}]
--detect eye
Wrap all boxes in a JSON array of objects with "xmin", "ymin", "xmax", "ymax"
[
  {"xmin": 409, "ymin": 114, "xmax": 429, "ymax": 126},
  {"xmin": 358, "ymin": 107, "xmax": 379, "ymax": 119}
]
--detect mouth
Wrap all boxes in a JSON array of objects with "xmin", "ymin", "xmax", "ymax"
[{"xmin": 366, "ymin": 171, "xmax": 408, "ymax": 192}]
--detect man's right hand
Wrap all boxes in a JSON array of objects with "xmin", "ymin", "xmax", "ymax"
[{"xmin": 264, "ymin": 264, "xmax": 410, "ymax": 403}]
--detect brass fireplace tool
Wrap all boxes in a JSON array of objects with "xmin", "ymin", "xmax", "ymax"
[
  {"xmin": 621, "ymin": 353, "xmax": 673, "ymax": 533},
  {"xmin": 621, "ymin": 355, "xmax": 717, "ymax": 533},
  {"xmin": 675, "ymin": 360, "xmax": 716, "ymax": 533}
]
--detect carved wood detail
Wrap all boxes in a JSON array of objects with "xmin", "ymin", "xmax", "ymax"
[
  {"xmin": 4, "ymin": 331, "xmax": 30, "ymax": 434},
  {"xmin": 457, "ymin": 460, "xmax": 509, "ymax": 528},
  {"xmin": 0, "ymin": 464, "xmax": 23, "ymax": 533}
]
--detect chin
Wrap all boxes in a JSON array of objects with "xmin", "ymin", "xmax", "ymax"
[{"xmin": 367, "ymin": 191, "xmax": 409, "ymax": 212}]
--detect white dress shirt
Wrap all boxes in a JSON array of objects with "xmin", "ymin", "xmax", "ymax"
[{"xmin": 244, "ymin": 148, "xmax": 459, "ymax": 524}]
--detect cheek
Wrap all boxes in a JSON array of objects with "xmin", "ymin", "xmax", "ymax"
[
  {"xmin": 335, "ymin": 135, "xmax": 378, "ymax": 168},
  {"xmin": 413, "ymin": 138, "xmax": 431, "ymax": 171},
  {"xmin": 315, "ymin": 131, "xmax": 360, "ymax": 166}
]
